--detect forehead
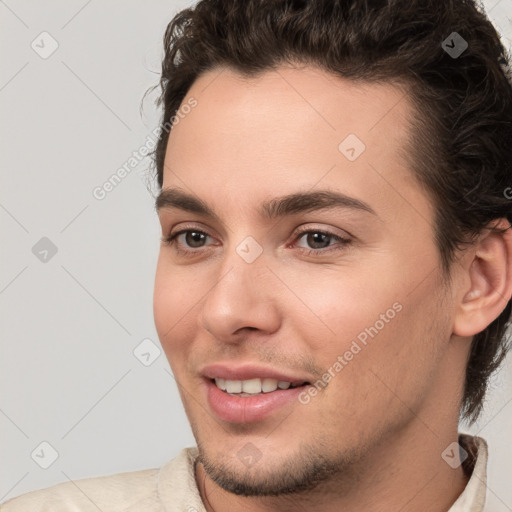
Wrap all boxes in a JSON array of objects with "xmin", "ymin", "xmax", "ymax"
[
  {"xmin": 165, "ymin": 64, "xmax": 413, "ymax": 168},
  {"xmin": 172, "ymin": 63, "xmax": 413, "ymax": 139},
  {"xmin": 161, "ymin": 64, "xmax": 432, "ymax": 227}
]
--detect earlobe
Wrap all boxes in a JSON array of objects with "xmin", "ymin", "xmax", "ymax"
[{"xmin": 453, "ymin": 218, "xmax": 512, "ymax": 338}]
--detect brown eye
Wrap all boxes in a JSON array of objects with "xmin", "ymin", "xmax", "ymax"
[
  {"xmin": 293, "ymin": 229, "xmax": 351, "ymax": 256},
  {"xmin": 182, "ymin": 231, "xmax": 208, "ymax": 248},
  {"xmin": 301, "ymin": 232, "xmax": 332, "ymax": 249},
  {"xmin": 161, "ymin": 229, "xmax": 213, "ymax": 253}
]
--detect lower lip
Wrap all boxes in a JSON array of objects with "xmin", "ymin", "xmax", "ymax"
[{"xmin": 205, "ymin": 379, "xmax": 307, "ymax": 423}]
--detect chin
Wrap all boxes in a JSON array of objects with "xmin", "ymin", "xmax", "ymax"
[{"xmin": 196, "ymin": 436, "xmax": 353, "ymax": 497}]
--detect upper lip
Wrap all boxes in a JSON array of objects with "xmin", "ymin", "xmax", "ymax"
[{"xmin": 201, "ymin": 363, "xmax": 312, "ymax": 385}]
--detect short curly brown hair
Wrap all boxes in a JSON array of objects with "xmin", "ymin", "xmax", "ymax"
[{"xmin": 150, "ymin": 0, "xmax": 512, "ymax": 424}]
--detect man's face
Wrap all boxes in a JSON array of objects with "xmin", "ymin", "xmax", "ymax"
[{"xmin": 154, "ymin": 65, "xmax": 459, "ymax": 494}]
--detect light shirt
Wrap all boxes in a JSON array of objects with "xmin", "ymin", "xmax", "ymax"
[{"xmin": 0, "ymin": 433, "xmax": 488, "ymax": 511}]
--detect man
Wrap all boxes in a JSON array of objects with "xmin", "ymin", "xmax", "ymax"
[{"xmin": 2, "ymin": 0, "xmax": 512, "ymax": 510}]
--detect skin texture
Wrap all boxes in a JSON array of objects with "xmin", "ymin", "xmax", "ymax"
[{"xmin": 153, "ymin": 64, "xmax": 512, "ymax": 512}]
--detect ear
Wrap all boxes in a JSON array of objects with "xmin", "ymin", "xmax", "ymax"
[{"xmin": 453, "ymin": 218, "xmax": 512, "ymax": 337}]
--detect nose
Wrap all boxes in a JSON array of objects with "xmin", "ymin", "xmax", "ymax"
[{"xmin": 199, "ymin": 248, "xmax": 281, "ymax": 344}]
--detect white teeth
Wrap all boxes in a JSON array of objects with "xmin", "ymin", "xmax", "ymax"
[
  {"xmin": 225, "ymin": 380, "xmax": 242, "ymax": 393},
  {"xmin": 214, "ymin": 377, "xmax": 296, "ymax": 394},
  {"xmin": 242, "ymin": 378, "xmax": 262, "ymax": 394},
  {"xmin": 261, "ymin": 378, "xmax": 279, "ymax": 392},
  {"xmin": 214, "ymin": 378, "xmax": 226, "ymax": 391}
]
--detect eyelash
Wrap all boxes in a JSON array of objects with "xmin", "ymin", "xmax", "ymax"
[{"xmin": 161, "ymin": 226, "xmax": 352, "ymax": 257}]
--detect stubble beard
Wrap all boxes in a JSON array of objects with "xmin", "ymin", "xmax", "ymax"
[{"xmin": 195, "ymin": 435, "xmax": 366, "ymax": 498}]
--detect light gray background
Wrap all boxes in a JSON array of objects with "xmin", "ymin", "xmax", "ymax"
[{"xmin": 1, "ymin": 0, "xmax": 511, "ymax": 509}]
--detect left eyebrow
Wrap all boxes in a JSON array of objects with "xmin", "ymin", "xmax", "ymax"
[
  {"xmin": 260, "ymin": 189, "xmax": 377, "ymax": 219},
  {"xmin": 155, "ymin": 188, "xmax": 378, "ymax": 220}
]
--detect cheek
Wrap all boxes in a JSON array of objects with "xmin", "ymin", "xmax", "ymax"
[
  {"xmin": 333, "ymin": 283, "xmax": 449, "ymax": 421},
  {"xmin": 153, "ymin": 257, "xmax": 196, "ymax": 356},
  {"xmin": 283, "ymin": 270, "xmax": 395, "ymax": 357},
  {"xmin": 294, "ymin": 266, "xmax": 442, "ymax": 395},
  {"xmin": 153, "ymin": 262, "xmax": 172, "ymax": 341}
]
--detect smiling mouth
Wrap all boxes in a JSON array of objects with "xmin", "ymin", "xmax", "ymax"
[{"xmin": 211, "ymin": 377, "xmax": 310, "ymax": 396}]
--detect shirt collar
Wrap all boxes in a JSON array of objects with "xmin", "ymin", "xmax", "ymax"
[
  {"xmin": 157, "ymin": 446, "xmax": 206, "ymax": 512},
  {"xmin": 447, "ymin": 434, "xmax": 488, "ymax": 511}
]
